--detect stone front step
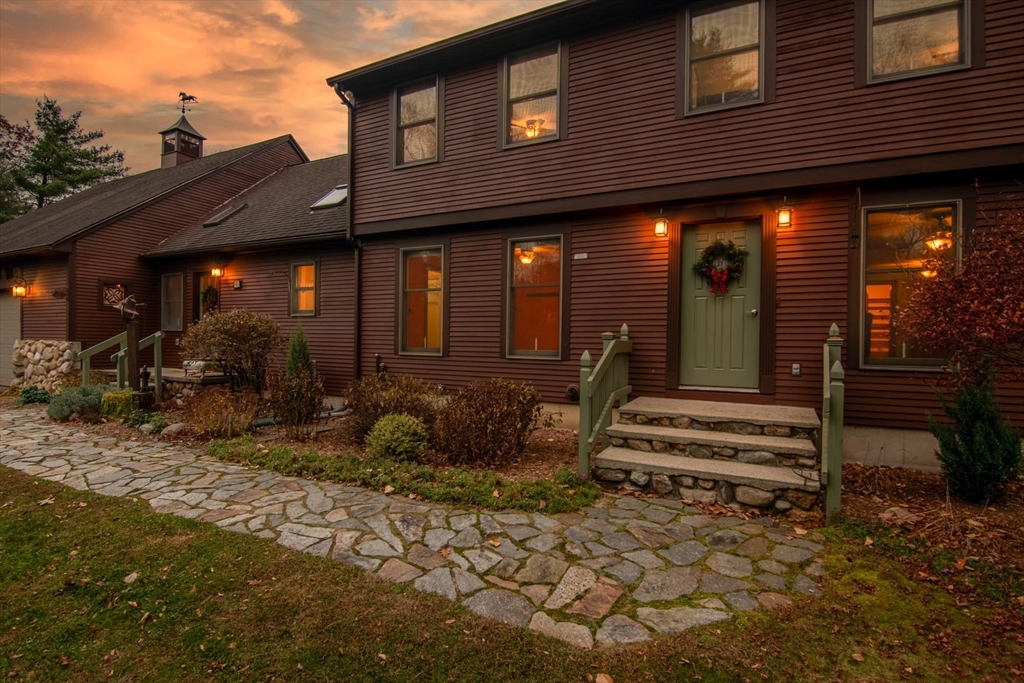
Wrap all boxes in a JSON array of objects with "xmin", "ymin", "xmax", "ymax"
[
  {"xmin": 605, "ymin": 423, "xmax": 818, "ymax": 470},
  {"xmin": 618, "ymin": 397, "xmax": 820, "ymax": 438},
  {"xmin": 592, "ymin": 446, "xmax": 820, "ymax": 513}
]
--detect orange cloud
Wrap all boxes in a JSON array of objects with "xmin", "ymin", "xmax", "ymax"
[{"xmin": 0, "ymin": 0, "xmax": 557, "ymax": 172}]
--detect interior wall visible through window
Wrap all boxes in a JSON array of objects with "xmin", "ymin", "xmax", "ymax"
[
  {"xmin": 292, "ymin": 263, "xmax": 316, "ymax": 316},
  {"xmin": 401, "ymin": 248, "xmax": 443, "ymax": 354},
  {"xmin": 508, "ymin": 237, "xmax": 561, "ymax": 357}
]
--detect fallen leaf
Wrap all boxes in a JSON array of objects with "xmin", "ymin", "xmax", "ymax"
[
  {"xmin": 492, "ymin": 490, "xmax": 501, "ymax": 498},
  {"xmin": 794, "ymin": 527, "xmax": 808, "ymax": 536},
  {"xmin": 139, "ymin": 612, "xmax": 149, "ymax": 624},
  {"xmin": 123, "ymin": 572, "xmax": 138, "ymax": 584},
  {"xmin": 383, "ymin": 485, "xmax": 395, "ymax": 495},
  {"xmin": 489, "ymin": 538, "xmax": 501, "ymax": 547},
  {"xmin": 297, "ymin": 664, "xmax": 303, "ymax": 671},
  {"xmin": 852, "ymin": 653, "xmax": 865, "ymax": 662},
  {"xmin": 538, "ymin": 500, "xmax": 547, "ymax": 509},
  {"xmin": 228, "ymin": 642, "xmax": 237, "ymax": 649},
  {"xmin": 378, "ymin": 653, "xmax": 386, "ymax": 662},
  {"xmin": 596, "ymin": 674, "xmax": 614, "ymax": 683},
  {"xmin": 38, "ymin": 497, "xmax": 54, "ymax": 506},
  {"xmin": 439, "ymin": 547, "xmax": 452, "ymax": 558},
  {"xmin": 864, "ymin": 537, "xmax": 874, "ymax": 547},
  {"xmin": 127, "ymin": 601, "xmax": 139, "ymax": 609}
]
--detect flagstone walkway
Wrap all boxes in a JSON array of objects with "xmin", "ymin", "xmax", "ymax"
[{"xmin": 1, "ymin": 406, "xmax": 826, "ymax": 649}]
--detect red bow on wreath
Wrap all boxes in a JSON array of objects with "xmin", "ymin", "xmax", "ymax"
[{"xmin": 710, "ymin": 269, "xmax": 730, "ymax": 295}]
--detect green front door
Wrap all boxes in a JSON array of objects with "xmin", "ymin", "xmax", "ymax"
[{"xmin": 680, "ymin": 220, "xmax": 761, "ymax": 389}]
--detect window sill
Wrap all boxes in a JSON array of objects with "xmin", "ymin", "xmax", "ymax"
[
  {"xmin": 859, "ymin": 362, "xmax": 947, "ymax": 373},
  {"xmin": 507, "ymin": 352, "xmax": 561, "ymax": 361},
  {"xmin": 682, "ymin": 96, "xmax": 764, "ymax": 118},
  {"xmin": 290, "ymin": 312, "xmax": 316, "ymax": 318},
  {"xmin": 867, "ymin": 62, "xmax": 970, "ymax": 86},
  {"xmin": 398, "ymin": 350, "xmax": 442, "ymax": 357},
  {"xmin": 393, "ymin": 157, "xmax": 438, "ymax": 171},
  {"xmin": 502, "ymin": 134, "xmax": 561, "ymax": 151}
]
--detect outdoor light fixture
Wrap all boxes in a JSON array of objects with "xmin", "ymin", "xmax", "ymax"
[
  {"xmin": 518, "ymin": 249, "xmax": 535, "ymax": 265},
  {"xmin": 777, "ymin": 198, "xmax": 793, "ymax": 228},
  {"xmin": 654, "ymin": 211, "xmax": 669, "ymax": 238},
  {"xmin": 925, "ymin": 231, "xmax": 953, "ymax": 251},
  {"xmin": 211, "ymin": 266, "xmax": 224, "ymax": 277},
  {"xmin": 11, "ymin": 277, "xmax": 28, "ymax": 297}
]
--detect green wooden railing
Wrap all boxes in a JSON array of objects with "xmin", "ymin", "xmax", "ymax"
[
  {"xmin": 821, "ymin": 323, "xmax": 845, "ymax": 525},
  {"xmin": 110, "ymin": 331, "xmax": 165, "ymax": 401},
  {"xmin": 578, "ymin": 324, "xmax": 633, "ymax": 478},
  {"xmin": 80, "ymin": 330, "xmax": 165, "ymax": 401}
]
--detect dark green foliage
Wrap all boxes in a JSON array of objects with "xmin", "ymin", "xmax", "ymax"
[
  {"xmin": 366, "ymin": 414, "xmax": 429, "ymax": 462},
  {"xmin": 208, "ymin": 436, "xmax": 600, "ymax": 513},
  {"xmin": 100, "ymin": 389, "xmax": 135, "ymax": 421},
  {"xmin": 929, "ymin": 382, "xmax": 1023, "ymax": 503},
  {"xmin": 433, "ymin": 378, "xmax": 542, "ymax": 466},
  {"xmin": 0, "ymin": 114, "xmax": 34, "ymax": 222},
  {"xmin": 147, "ymin": 412, "xmax": 169, "ymax": 432},
  {"xmin": 16, "ymin": 385, "xmax": 50, "ymax": 405},
  {"xmin": 285, "ymin": 327, "xmax": 314, "ymax": 377},
  {"xmin": 46, "ymin": 384, "xmax": 105, "ymax": 422},
  {"xmin": 181, "ymin": 310, "xmax": 282, "ymax": 393},
  {"xmin": 10, "ymin": 97, "xmax": 126, "ymax": 211},
  {"xmin": 343, "ymin": 373, "xmax": 442, "ymax": 443}
]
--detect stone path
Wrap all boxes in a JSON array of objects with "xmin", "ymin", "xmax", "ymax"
[{"xmin": 0, "ymin": 406, "xmax": 826, "ymax": 649}]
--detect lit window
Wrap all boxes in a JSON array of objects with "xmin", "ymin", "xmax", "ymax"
[
  {"xmin": 862, "ymin": 202, "xmax": 958, "ymax": 367},
  {"xmin": 161, "ymin": 273, "xmax": 183, "ymax": 331},
  {"xmin": 310, "ymin": 186, "xmax": 347, "ymax": 210},
  {"xmin": 401, "ymin": 248, "xmax": 443, "ymax": 354},
  {"xmin": 505, "ymin": 44, "xmax": 560, "ymax": 145},
  {"xmin": 871, "ymin": 0, "xmax": 967, "ymax": 81},
  {"xmin": 291, "ymin": 263, "xmax": 316, "ymax": 316},
  {"xmin": 396, "ymin": 80, "xmax": 438, "ymax": 165},
  {"xmin": 686, "ymin": 0, "xmax": 763, "ymax": 114},
  {"xmin": 508, "ymin": 237, "xmax": 561, "ymax": 357}
]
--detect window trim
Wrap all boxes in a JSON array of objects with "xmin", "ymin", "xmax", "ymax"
[
  {"xmin": 290, "ymin": 260, "xmax": 319, "ymax": 317},
  {"xmin": 392, "ymin": 76, "xmax": 444, "ymax": 169},
  {"xmin": 503, "ymin": 232, "xmax": 567, "ymax": 360},
  {"xmin": 678, "ymin": 0, "xmax": 771, "ymax": 117},
  {"xmin": 397, "ymin": 244, "xmax": 446, "ymax": 357},
  {"xmin": 852, "ymin": 193, "xmax": 969, "ymax": 372},
  {"xmin": 161, "ymin": 272, "xmax": 184, "ymax": 332},
  {"xmin": 498, "ymin": 41, "xmax": 568, "ymax": 150},
  {"xmin": 856, "ymin": 0, "xmax": 984, "ymax": 86}
]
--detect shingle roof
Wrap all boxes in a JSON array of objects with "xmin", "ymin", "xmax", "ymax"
[
  {"xmin": 159, "ymin": 115, "xmax": 206, "ymax": 140},
  {"xmin": 0, "ymin": 135, "xmax": 301, "ymax": 256},
  {"xmin": 146, "ymin": 154, "xmax": 349, "ymax": 257}
]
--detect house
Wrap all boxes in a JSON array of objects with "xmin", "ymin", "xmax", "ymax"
[
  {"xmin": 0, "ymin": 116, "xmax": 307, "ymax": 385},
  {"xmin": 324, "ymin": 0, "xmax": 1023, "ymax": 476},
  {"xmin": 144, "ymin": 154, "xmax": 355, "ymax": 394}
]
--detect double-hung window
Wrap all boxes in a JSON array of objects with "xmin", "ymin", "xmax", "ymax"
[
  {"xmin": 508, "ymin": 237, "xmax": 562, "ymax": 357},
  {"xmin": 861, "ymin": 201, "xmax": 959, "ymax": 368},
  {"xmin": 396, "ymin": 79, "xmax": 439, "ymax": 166},
  {"xmin": 291, "ymin": 262, "xmax": 317, "ymax": 316},
  {"xmin": 401, "ymin": 248, "xmax": 443, "ymax": 354},
  {"xmin": 504, "ymin": 44, "xmax": 561, "ymax": 146},
  {"xmin": 685, "ymin": 0, "xmax": 764, "ymax": 114},
  {"xmin": 161, "ymin": 273, "xmax": 183, "ymax": 331},
  {"xmin": 869, "ymin": 0, "xmax": 968, "ymax": 81}
]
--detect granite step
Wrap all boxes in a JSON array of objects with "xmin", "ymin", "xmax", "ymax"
[
  {"xmin": 618, "ymin": 397, "xmax": 820, "ymax": 432},
  {"xmin": 605, "ymin": 422, "xmax": 818, "ymax": 469}
]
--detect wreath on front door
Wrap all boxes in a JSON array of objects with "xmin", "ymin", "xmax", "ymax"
[
  {"xmin": 693, "ymin": 240, "xmax": 748, "ymax": 295},
  {"xmin": 201, "ymin": 285, "xmax": 219, "ymax": 315}
]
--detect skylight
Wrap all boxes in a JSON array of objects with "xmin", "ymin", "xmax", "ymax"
[
  {"xmin": 311, "ymin": 185, "xmax": 348, "ymax": 210},
  {"xmin": 203, "ymin": 203, "xmax": 247, "ymax": 227}
]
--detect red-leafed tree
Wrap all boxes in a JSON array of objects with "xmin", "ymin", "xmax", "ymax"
[{"xmin": 897, "ymin": 193, "xmax": 1024, "ymax": 387}]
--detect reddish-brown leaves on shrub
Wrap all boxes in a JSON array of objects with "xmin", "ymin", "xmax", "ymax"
[
  {"xmin": 433, "ymin": 378, "xmax": 541, "ymax": 466},
  {"xmin": 184, "ymin": 387, "xmax": 259, "ymax": 438},
  {"xmin": 342, "ymin": 373, "xmax": 442, "ymax": 444}
]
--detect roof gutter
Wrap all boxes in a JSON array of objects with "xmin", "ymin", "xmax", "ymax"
[{"xmin": 333, "ymin": 83, "xmax": 362, "ymax": 382}]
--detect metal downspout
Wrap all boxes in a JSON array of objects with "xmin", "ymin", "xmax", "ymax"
[{"xmin": 334, "ymin": 85, "xmax": 361, "ymax": 382}]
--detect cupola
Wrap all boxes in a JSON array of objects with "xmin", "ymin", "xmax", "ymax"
[{"xmin": 159, "ymin": 115, "xmax": 206, "ymax": 168}]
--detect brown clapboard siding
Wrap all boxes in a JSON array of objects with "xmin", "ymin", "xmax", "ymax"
[
  {"xmin": 351, "ymin": 0, "xmax": 1024, "ymax": 227},
  {"xmin": 71, "ymin": 141, "xmax": 304, "ymax": 367},
  {"xmin": 20, "ymin": 257, "xmax": 68, "ymax": 341}
]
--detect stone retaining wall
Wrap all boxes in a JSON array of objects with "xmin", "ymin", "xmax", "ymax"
[
  {"xmin": 162, "ymin": 380, "xmax": 204, "ymax": 406},
  {"xmin": 10, "ymin": 339, "xmax": 80, "ymax": 393},
  {"xmin": 591, "ymin": 466, "xmax": 820, "ymax": 514}
]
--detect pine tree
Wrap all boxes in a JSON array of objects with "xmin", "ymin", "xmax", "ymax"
[
  {"xmin": 285, "ymin": 328, "xmax": 314, "ymax": 377},
  {"xmin": 12, "ymin": 97, "xmax": 127, "ymax": 210},
  {"xmin": 0, "ymin": 114, "xmax": 34, "ymax": 222}
]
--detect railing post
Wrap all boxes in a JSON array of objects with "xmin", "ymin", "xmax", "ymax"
[
  {"xmin": 153, "ymin": 331, "xmax": 164, "ymax": 401},
  {"xmin": 826, "ymin": 360, "xmax": 845, "ymax": 525},
  {"xmin": 578, "ymin": 349, "xmax": 592, "ymax": 479},
  {"xmin": 826, "ymin": 323, "xmax": 842, "ymax": 377},
  {"xmin": 81, "ymin": 355, "xmax": 91, "ymax": 387}
]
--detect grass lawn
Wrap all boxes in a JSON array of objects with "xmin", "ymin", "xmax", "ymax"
[{"xmin": 1, "ymin": 468, "xmax": 1020, "ymax": 682}]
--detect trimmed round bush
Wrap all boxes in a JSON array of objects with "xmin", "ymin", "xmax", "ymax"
[
  {"xmin": 366, "ymin": 413, "xmax": 430, "ymax": 462},
  {"xmin": 17, "ymin": 386, "xmax": 50, "ymax": 405},
  {"xmin": 47, "ymin": 384, "xmax": 106, "ymax": 422},
  {"xmin": 101, "ymin": 390, "xmax": 135, "ymax": 421}
]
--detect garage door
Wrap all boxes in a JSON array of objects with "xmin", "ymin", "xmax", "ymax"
[{"xmin": 0, "ymin": 292, "xmax": 21, "ymax": 387}]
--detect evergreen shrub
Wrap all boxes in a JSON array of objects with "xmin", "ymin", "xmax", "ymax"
[
  {"xmin": 17, "ymin": 386, "xmax": 50, "ymax": 405},
  {"xmin": 47, "ymin": 385, "xmax": 106, "ymax": 422},
  {"xmin": 267, "ymin": 328, "xmax": 327, "ymax": 440},
  {"xmin": 343, "ymin": 373, "xmax": 442, "ymax": 443},
  {"xmin": 366, "ymin": 413, "xmax": 430, "ymax": 462},
  {"xmin": 101, "ymin": 390, "xmax": 135, "ymax": 421}
]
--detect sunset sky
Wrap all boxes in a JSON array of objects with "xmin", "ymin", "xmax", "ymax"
[{"xmin": 0, "ymin": 0, "xmax": 558, "ymax": 173}]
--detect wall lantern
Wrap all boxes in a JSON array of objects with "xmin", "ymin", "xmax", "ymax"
[
  {"xmin": 777, "ymin": 198, "xmax": 793, "ymax": 228},
  {"xmin": 925, "ymin": 231, "xmax": 953, "ymax": 251},
  {"xmin": 11, "ymin": 277, "xmax": 29, "ymax": 297},
  {"xmin": 210, "ymin": 266, "xmax": 224, "ymax": 277},
  {"xmin": 654, "ymin": 211, "xmax": 669, "ymax": 238}
]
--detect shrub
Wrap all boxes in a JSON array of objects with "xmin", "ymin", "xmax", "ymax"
[
  {"xmin": 433, "ymin": 378, "xmax": 542, "ymax": 466},
  {"xmin": 343, "ymin": 373, "xmax": 442, "ymax": 443},
  {"xmin": 929, "ymin": 382, "xmax": 1023, "ymax": 503},
  {"xmin": 285, "ymin": 327, "xmax": 314, "ymax": 376},
  {"xmin": 47, "ymin": 385, "xmax": 106, "ymax": 422},
  {"xmin": 17, "ymin": 385, "xmax": 50, "ymax": 405},
  {"xmin": 181, "ymin": 310, "xmax": 282, "ymax": 393},
  {"xmin": 184, "ymin": 386, "xmax": 259, "ymax": 438},
  {"xmin": 147, "ymin": 412, "xmax": 169, "ymax": 432},
  {"xmin": 101, "ymin": 390, "xmax": 135, "ymax": 421},
  {"xmin": 366, "ymin": 413, "xmax": 430, "ymax": 461},
  {"xmin": 267, "ymin": 329, "xmax": 327, "ymax": 439}
]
